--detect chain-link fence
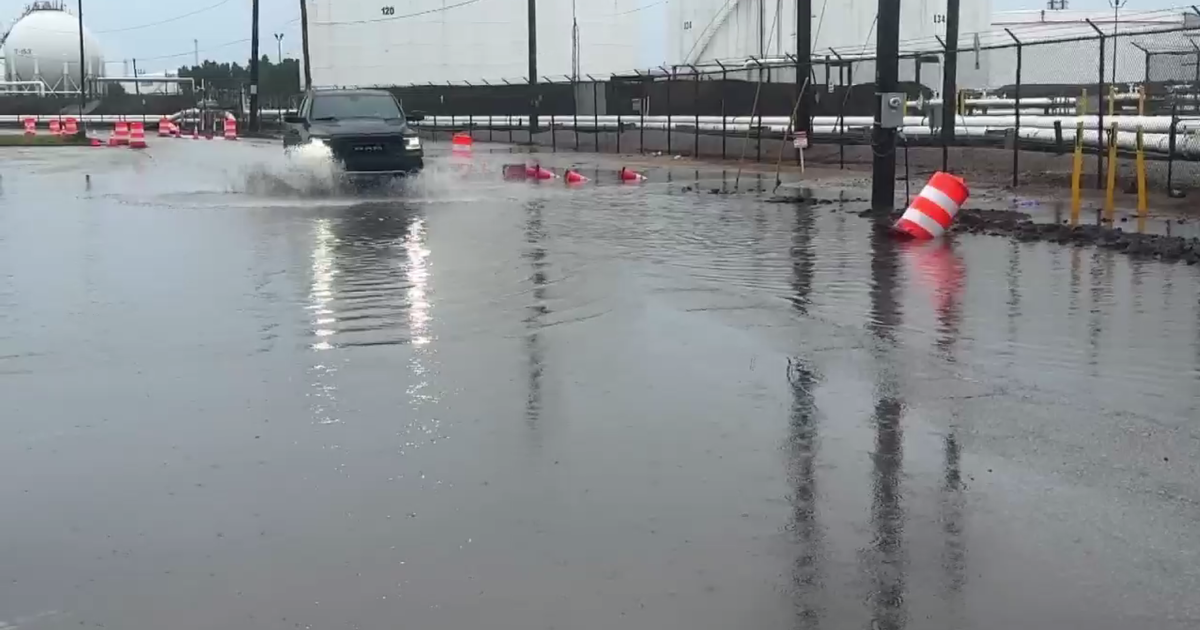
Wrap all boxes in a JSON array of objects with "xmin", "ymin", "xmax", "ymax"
[{"xmin": 391, "ymin": 23, "xmax": 1200, "ymax": 195}]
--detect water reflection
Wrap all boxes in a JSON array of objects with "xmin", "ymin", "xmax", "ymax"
[
  {"xmin": 524, "ymin": 200, "xmax": 548, "ymax": 441},
  {"xmin": 866, "ymin": 225, "xmax": 907, "ymax": 630},
  {"xmin": 787, "ymin": 205, "xmax": 823, "ymax": 628},
  {"xmin": 308, "ymin": 217, "xmax": 340, "ymax": 426},
  {"xmin": 303, "ymin": 203, "xmax": 434, "ymax": 429}
]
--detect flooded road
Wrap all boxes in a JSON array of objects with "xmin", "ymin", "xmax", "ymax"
[{"xmin": 2, "ymin": 139, "xmax": 1200, "ymax": 630}]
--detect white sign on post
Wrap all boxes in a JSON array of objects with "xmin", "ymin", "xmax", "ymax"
[{"xmin": 793, "ymin": 131, "xmax": 808, "ymax": 149}]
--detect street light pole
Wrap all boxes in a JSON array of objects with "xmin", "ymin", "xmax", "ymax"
[
  {"xmin": 275, "ymin": 33, "xmax": 284, "ymax": 63},
  {"xmin": 1109, "ymin": 0, "xmax": 1128, "ymax": 85}
]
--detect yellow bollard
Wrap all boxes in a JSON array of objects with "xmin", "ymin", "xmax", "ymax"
[
  {"xmin": 1071, "ymin": 121, "xmax": 1084, "ymax": 225},
  {"xmin": 1104, "ymin": 122, "xmax": 1118, "ymax": 223}
]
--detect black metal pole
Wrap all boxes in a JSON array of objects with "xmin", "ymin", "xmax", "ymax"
[
  {"xmin": 693, "ymin": 68, "xmax": 700, "ymax": 157},
  {"xmin": 666, "ymin": 70, "xmax": 673, "ymax": 155},
  {"xmin": 1168, "ymin": 103, "xmax": 1178, "ymax": 192},
  {"xmin": 941, "ymin": 0, "xmax": 961, "ymax": 172},
  {"xmin": 1098, "ymin": 35, "xmax": 1106, "ymax": 190},
  {"xmin": 528, "ymin": 0, "xmax": 538, "ymax": 133},
  {"xmin": 796, "ymin": 0, "xmax": 812, "ymax": 157},
  {"xmin": 1089, "ymin": 20, "xmax": 1106, "ymax": 190},
  {"xmin": 593, "ymin": 78, "xmax": 599, "ymax": 152},
  {"xmin": 720, "ymin": 64, "xmax": 727, "ymax": 160},
  {"xmin": 1008, "ymin": 29, "xmax": 1022, "ymax": 188},
  {"xmin": 872, "ymin": 0, "xmax": 901, "ymax": 211},
  {"xmin": 77, "ymin": 0, "xmax": 86, "ymax": 123},
  {"xmin": 299, "ymin": 0, "xmax": 312, "ymax": 88},
  {"xmin": 640, "ymin": 73, "xmax": 646, "ymax": 154},
  {"xmin": 249, "ymin": 0, "xmax": 261, "ymax": 132}
]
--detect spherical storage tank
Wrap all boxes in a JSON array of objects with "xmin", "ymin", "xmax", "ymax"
[{"xmin": 3, "ymin": 6, "xmax": 104, "ymax": 91}]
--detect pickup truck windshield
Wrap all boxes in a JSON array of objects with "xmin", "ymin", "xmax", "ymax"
[{"xmin": 311, "ymin": 94, "xmax": 403, "ymax": 120}]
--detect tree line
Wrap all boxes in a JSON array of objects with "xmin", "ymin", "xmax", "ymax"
[{"xmin": 175, "ymin": 56, "xmax": 302, "ymax": 104}]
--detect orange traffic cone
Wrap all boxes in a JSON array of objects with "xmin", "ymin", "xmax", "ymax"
[
  {"xmin": 526, "ymin": 164, "xmax": 556, "ymax": 180},
  {"xmin": 619, "ymin": 167, "xmax": 646, "ymax": 182},
  {"xmin": 565, "ymin": 169, "xmax": 588, "ymax": 184}
]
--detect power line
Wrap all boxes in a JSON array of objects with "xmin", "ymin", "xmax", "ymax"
[
  {"xmin": 130, "ymin": 17, "xmax": 299, "ymax": 63},
  {"xmin": 312, "ymin": 0, "xmax": 483, "ymax": 26},
  {"xmin": 617, "ymin": 1, "xmax": 666, "ymax": 17},
  {"xmin": 95, "ymin": 0, "xmax": 234, "ymax": 33}
]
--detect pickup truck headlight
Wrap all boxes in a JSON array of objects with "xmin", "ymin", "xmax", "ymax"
[{"xmin": 404, "ymin": 136, "xmax": 421, "ymax": 150}]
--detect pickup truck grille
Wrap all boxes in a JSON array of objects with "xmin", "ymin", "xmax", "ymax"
[{"xmin": 328, "ymin": 135, "xmax": 414, "ymax": 172}]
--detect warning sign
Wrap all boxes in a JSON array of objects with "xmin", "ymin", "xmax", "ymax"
[{"xmin": 793, "ymin": 132, "xmax": 808, "ymax": 149}]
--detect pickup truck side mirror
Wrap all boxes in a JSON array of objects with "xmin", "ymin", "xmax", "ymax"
[
  {"xmin": 283, "ymin": 113, "xmax": 304, "ymax": 124},
  {"xmin": 405, "ymin": 110, "xmax": 425, "ymax": 123}
]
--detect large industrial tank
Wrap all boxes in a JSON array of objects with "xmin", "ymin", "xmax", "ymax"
[{"xmin": 2, "ymin": 3, "xmax": 104, "ymax": 91}]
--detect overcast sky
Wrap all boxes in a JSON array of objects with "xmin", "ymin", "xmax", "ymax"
[{"xmin": 1, "ymin": 0, "xmax": 1192, "ymax": 72}]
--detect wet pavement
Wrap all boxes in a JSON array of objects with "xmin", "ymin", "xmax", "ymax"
[{"xmin": 2, "ymin": 139, "xmax": 1200, "ymax": 630}]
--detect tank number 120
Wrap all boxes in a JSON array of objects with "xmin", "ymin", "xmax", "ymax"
[{"xmin": 381, "ymin": 6, "xmax": 395, "ymax": 15}]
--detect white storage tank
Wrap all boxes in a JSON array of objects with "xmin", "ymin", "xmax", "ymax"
[
  {"xmin": 307, "ymin": 0, "xmax": 652, "ymax": 87},
  {"xmin": 2, "ymin": 2, "xmax": 104, "ymax": 92}
]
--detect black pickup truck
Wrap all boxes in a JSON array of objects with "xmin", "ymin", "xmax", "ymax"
[{"xmin": 284, "ymin": 89, "xmax": 424, "ymax": 177}]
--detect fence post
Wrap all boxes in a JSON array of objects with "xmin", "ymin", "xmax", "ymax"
[
  {"xmin": 1168, "ymin": 102, "xmax": 1178, "ymax": 193},
  {"xmin": 1087, "ymin": 19, "xmax": 1106, "ymax": 190},
  {"xmin": 573, "ymin": 75, "xmax": 580, "ymax": 151},
  {"xmin": 614, "ymin": 75, "xmax": 622, "ymax": 155},
  {"xmin": 665, "ymin": 66, "xmax": 674, "ymax": 156},
  {"xmin": 936, "ymin": 35, "xmax": 952, "ymax": 172},
  {"xmin": 482, "ymin": 80, "xmax": 494, "ymax": 142},
  {"xmin": 692, "ymin": 65, "xmax": 700, "ymax": 158},
  {"xmin": 589, "ymin": 75, "xmax": 599, "ymax": 153},
  {"xmin": 717, "ymin": 62, "xmax": 727, "ymax": 160},
  {"xmin": 639, "ymin": 69, "xmax": 647, "ymax": 154},
  {"xmin": 1006, "ymin": 29, "xmax": 1022, "ymax": 189},
  {"xmin": 757, "ymin": 60, "xmax": 765, "ymax": 163}
]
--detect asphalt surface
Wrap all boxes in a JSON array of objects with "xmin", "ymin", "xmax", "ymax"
[{"xmin": 2, "ymin": 137, "xmax": 1200, "ymax": 630}]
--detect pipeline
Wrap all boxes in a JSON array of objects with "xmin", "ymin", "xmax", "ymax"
[{"xmin": 416, "ymin": 114, "xmax": 1200, "ymax": 157}]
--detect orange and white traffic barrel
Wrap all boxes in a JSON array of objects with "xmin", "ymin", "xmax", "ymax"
[
  {"xmin": 23, "ymin": 117, "xmax": 36, "ymax": 136},
  {"xmin": 64, "ymin": 118, "xmax": 78, "ymax": 135},
  {"xmin": 223, "ymin": 116, "xmax": 238, "ymax": 140},
  {"xmin": 114, "ymin": 121, "xmax": 131, "ymax": 146},
  {"xmin": 158, "ymin": 117, "xmax": 172, "ymax": 137},
  {"xmin": 451, "ymin": 132, "xmax": 472, "ymax": 154},
  {"xmin": 48, "ymin": 119, "xmax": 61, "ymax": 135},
  {"xmin": 129, "ymin": 122, "xmax": 148, "ymax": 149},
  {"xmin": 893, "ymin": 171, "xmax": 969, "ymax": 240}
]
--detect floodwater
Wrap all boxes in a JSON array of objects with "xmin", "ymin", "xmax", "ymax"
[{"xmin": 2, "ymin": 139, "xmax": 1200, "ymax": 630}]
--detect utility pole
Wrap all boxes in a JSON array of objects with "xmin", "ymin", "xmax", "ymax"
[
  {"xmin": 193, "ymin": 39, "xmax": 199, "ymax": 68},
  {"xmin": 76, "ymin": 0, "xmax": 86, "ymax": 119},
  {"xmin": 941, "ymin": 0, "xmax": 960, "ymax": 171},
  {"xmin": 571, "ymin": 0, "xmax": 579, "ymax": 82},
  {"xmin": 275, "ymin": 33, "xmax": 285, "ymax": 63},
  {"xmin": 796, "ymin": 0, "xmax": 811, "ymax": 135},
  {"xmin": 528, "ymin": 0, "xmax": 538, "ymax": 133},
  {"xmin": 871, "ymin": 0, "xmax": 902, "ymax": 211},
  {"xmin": 299, "ymin": 0, "xmax": 312, "ymax": 88},
  {"xmin": 249, "ymin": 0, "xmax": 260, "ymax": 132}
]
